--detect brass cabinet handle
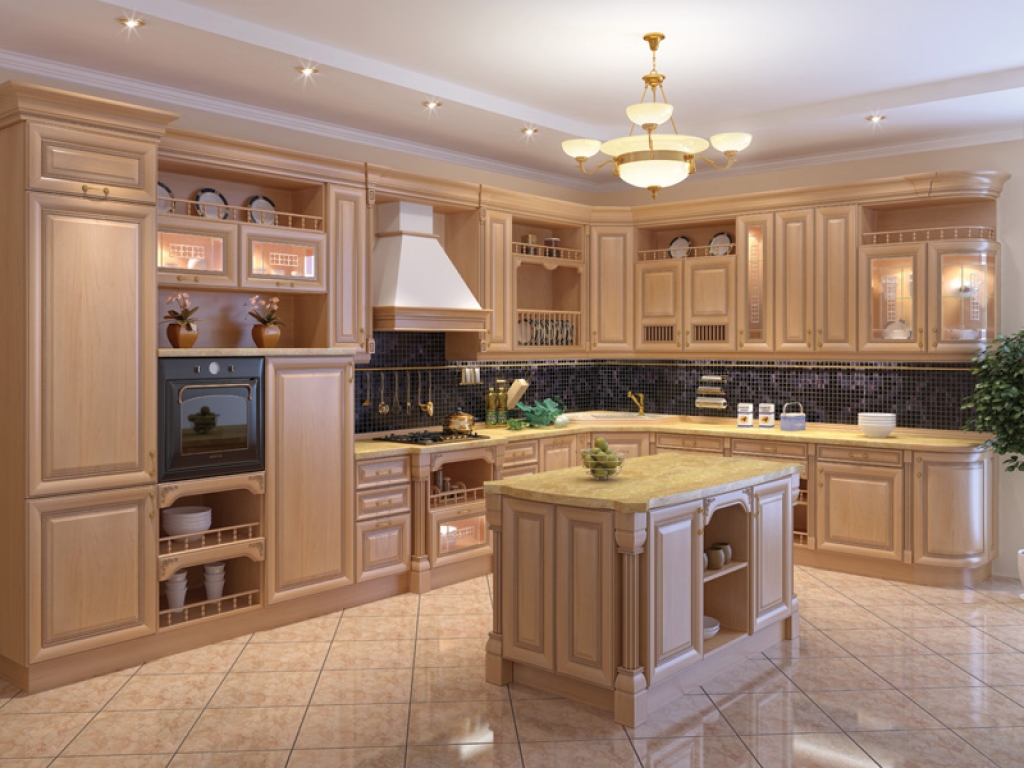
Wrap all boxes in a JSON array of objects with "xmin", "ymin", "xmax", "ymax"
[
  {"xmin": 817, "ymin": 328, "xmax": 823, "ymax": 348},
  {"xmin": 148, "ymin": 450, "xmax": 156, "ymax": 478},
  {"xmin": 359, "ymin": 327, "xmax": 365, "ymax": 344},
  {"xmin": 917, "ymin": 472, "xmax": 923, "ymax": 478},
  {"xmin": 82, "ymin": 184, "xmax": 110, "ymax": 197},
  {"xmin": 348, "ymin": 362, "xmax": 354, "ymax": 383},
  {"xmin": 738, "ymin": 328, "xmax": 744, "ymax": 348},
  {"xmin": 374, "ymin": 520, "xmax": 394, "ymax": 529},
  {"xmin": 176, "ymin": 275, "xmax": 200, "ymax": 283},
  {"xmin": 456, "ymin": 508, "xmax": 474, "ymax": 517},
  {"xmin": 148, "ymin": 491, "xmax": 156, "ymax": 519},
  {"xmin": 697, "ymin": 506, "xmax": 705, "ymax": 536},
  {"xmin": 932, "ymin": 327, "xmax": 939, "ymax": 348},
  {"xmin": 682, "ymin": 440, "xmax": 696, "ymax": 447},
  {"xmin": 685, "ymin": 328, "xmax": 691, "ymax": 348},
  {"xmin": 373, "ymin": 499, "xmax": 390, "ymax": 507},
  {"xmin": 806, "ymin": 329, "xmax": 812, "ymax": 348},
  {"xmin": 761, "ymin": 446, "xmax": 778, "ymax": 453},
  {"xmin": 918, "ymin": 328, "xmax": 924, "ymax": 349},
  {"xmin": 373, "ymin": 468, "xmax": 394, "ymax": 476},
  {"xmin": 917, "ymin": 457, "xmax": 922, "ymax": 462},
  {"xmin": 848, "ymin": 452, "xmax": 869, "ymax": 459},
  {"xmin": 275, "ymin": 281, "xmax": 296, "ymax": 288}
]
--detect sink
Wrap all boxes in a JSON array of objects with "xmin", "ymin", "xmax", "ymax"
[{"xmin": 568, "ymin": 411, "xmax": 675, "ymax": 422}]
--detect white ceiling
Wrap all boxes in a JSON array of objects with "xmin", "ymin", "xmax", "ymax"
[{"xmin": 1, "ymin": 0, "xmax": 1024, "ymax": 192}]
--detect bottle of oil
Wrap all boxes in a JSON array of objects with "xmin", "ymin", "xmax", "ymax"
[
  {"xmin": 485, "ymin": 386, "xmax": 498, "ymax": 426},
  {"xmin": 496, "ymin": 380, "xmax": 508, "ymax": 426}
]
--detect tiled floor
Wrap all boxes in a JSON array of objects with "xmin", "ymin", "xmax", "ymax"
[{"xmin": 5, "ymin": 567, "xmax": 1024, "ymax": 766}]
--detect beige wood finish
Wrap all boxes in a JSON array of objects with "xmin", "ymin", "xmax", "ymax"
[
  {"xmin": 484, "ymin": 210, "xmax": 514, "ymax": 353},
  {"xmin": 736, "ymin": 214, "xmax": 774, "ymax": 353},
  {"xmin": 356, "ymin": 456, "xmax": 411, "ymax": 489},
  {"xmin": 356, "ymin": 513, "xmax": 411, "ymax": 581},
  {"xmin": 655, "ymin": 433, "xmax": 726, "ymax": 454},
  {"xmin": 555, "ymin": 504, "xmax": 616, "ymax": 688},
  {"xmin": 753, "ymin": 478, "xmax": 795, "ymax": 632},
  {"xmin": 329, "ymin": 184, "xmax": 368, "ymax": 351},
  {"xmin": 683, "ymin": 255, "xmax": 736, "ymax": 352},
  {"xmin": 265, "ymin": 358, "xmax": 354, "ymax": 603},
  {"xmin": 240, "ymin": 225, "xmax": 327, "ymax": 294},
  {"xmin": 815, "ymin": 206, "xmax": 859, "ymax": 353},
  {"xmin": 502, "ymin": 440, "xmax": 539, "ymax": 468},
  {"xmin": 731, "ymin": 439, "xmax": 808, "ymax": 462},
  {"xmin": 858, "ymin": 243, "xmax": 927, "ymax": 354},
  {"xmin": 816, "ymin": 461, "xmax": 904, "ymax": 560},
  {"xmin": 29, "ymin": 193, "xmax": 156, "ymax": 497},
  {"xmin": 926, "ymin": 240, "xmax": 1000, "ymax": 354},
  {"xmin": 157, "ymin": 215, "xmax": 239, "ymax": 288},
  {"xmin": 540, "ymin": 435, "xmax": 577, "ymax": 472},
  {"xmin": 499, "ymin": 463, "xmax": 538, "ymax": 479},
  {"xmin": 355, "ymin": 484, "xmax": 411, "ymax": 520},
  {"xmin": 595, "ymin": 432, "xmax": 651, "ymax": 459},
  {"xmin": 913, "ymin": 450, "xmax": 995, "ymax": 568},
  {"xmin": 28, "ymin": 485, "xmax": 157, "ymax": 662},
  {"xmin": 590, "ymin": 226, "xmax": 634, "ymax": 352},
  {"xmin": 647, "ymin": 501, "xmax": 701, "ymax": 684},
  {"xmin": 774, "ymin": 209, "xmax": 815, "ymax": 353},
  {"xmin": 817, "ymin": 444, "xmax": 902, "ymax": 466},
  {"xmin": 634, "ymin": 258, "xmax": 682, "ymax": 352},
  {"xmin": 502, "ymin": 497, "xmax": 555, "ymax": 671}
]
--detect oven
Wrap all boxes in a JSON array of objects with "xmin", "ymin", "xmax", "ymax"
[{"xmin": 158, "ymin": 357, "xmax": 264, "ymax": 482}]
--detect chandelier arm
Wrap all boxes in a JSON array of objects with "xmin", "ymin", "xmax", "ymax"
[
  {"xmin": 575, "ymin": 157, "xmax": 617, "ymax": 175},
  {"xmin": 698, "ymin": 152, "xmax": 740, "ymax": 171},
  {"xmin": 659, "ymin": 85, "xmax": 680, "ymax": 134}
]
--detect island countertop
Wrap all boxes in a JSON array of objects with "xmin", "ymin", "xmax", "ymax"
[{"xmin": 484, "ymin": 452, "xmax": 802, "ymax": 514}]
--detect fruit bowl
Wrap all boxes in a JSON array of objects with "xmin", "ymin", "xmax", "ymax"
[{"xmin": 580, "ymin": 449, "xmax": 624, "ymax": 480}]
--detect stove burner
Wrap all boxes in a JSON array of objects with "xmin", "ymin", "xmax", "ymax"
[{"xmin": 373, "ymin": 429, "xmax": 490, "ymax": 445}]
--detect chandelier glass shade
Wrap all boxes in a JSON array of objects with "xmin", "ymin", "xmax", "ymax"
[{"xmin": 561, "ymin": 33, "xmax": 752, "ymax": 199}]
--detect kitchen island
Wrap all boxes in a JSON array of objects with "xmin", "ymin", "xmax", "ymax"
[{"xmin": 483, "ymin": 452, "xmax": 801, "ymax": 726}]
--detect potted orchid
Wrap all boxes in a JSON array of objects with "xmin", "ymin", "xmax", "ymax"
[
  {"xmin": 245, "ymin": 295, "xmax": 284, "ymax": 348},
  {"xmin": 163, "ymin": 292, "xmax": 199, "ymax": 348}
]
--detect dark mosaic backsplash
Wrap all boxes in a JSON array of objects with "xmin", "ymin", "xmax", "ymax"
[{"xmin": 354, "ymin": 332, "xmax": 977, "ymax": 434}]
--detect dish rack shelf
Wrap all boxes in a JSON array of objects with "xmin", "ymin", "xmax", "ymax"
[
  {"xmin": 638, "ymin": 243, "xmax": 736, "ymax": 261},
  {"xmin": 158, "ymin": 196, "xmax": 324, "ymax": 232},
  {"xmin": 515, "ymin": 310, "xmax": 581, "ymax": 347},
  {"xmin": 861, "ymin": 226, "xmax": 995, "ymax": 246},
  {"xmin": 159, "ymin": 588, "xmax": 261, "ymax": 629},
  {"xmin": 512, "ymin": 242, "xmax": 583, "ymax": 262},
  {"xmin": 429, "ymin": 485, "xmax": 485, "ymax": 510}
]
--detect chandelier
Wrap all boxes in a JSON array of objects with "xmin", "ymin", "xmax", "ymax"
[{"xmin": 561, "ymin": 33, "xmax": 752, "ymax": 200}]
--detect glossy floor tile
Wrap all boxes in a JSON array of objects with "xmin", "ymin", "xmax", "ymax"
[{"xmin": 5, "ymin": 567, "xmax": 1024, "ymax": 766}]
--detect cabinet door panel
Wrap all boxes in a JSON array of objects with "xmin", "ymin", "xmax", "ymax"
[
  {"xmin": 774, "ymin": 209, "xmax": 814, "ymax": 353},
  {"xmin": 816, "ymin": 462, "xmax": 903, "ymax": 560},
  {"xmin": 635, "ymin": 260, "xmax": 682, "ymax": 352},
  {"xmin": 29, "ymin": 486, "xmax": 157, "ymax": 662},
  {"xmin": 753, "ymin": 479, "xmax": 793, "ymax": 632},
  {"xmin": 485, "ymin": 211, "xmax": 514, "ymax": 353},
  {"xmin": 540, "ymin": 436, "xmax": 577, "ymax": 472},
  {"xmin": 29, "ymin": 193, "xmax": 155, "ymax": 496},
  {"xmin": 330, "ymin": 185, "xmax": 368, "ymax": 349},
  {"xmin": 356, "ymin": 514, "xmax": 410, "ymax": 581},
  {"xmin": 502, "ymin": 498, "xmax": 555, "ymax": 670},
  {"xmin": 913, "ymin": 451, "xmax": 993, "ymax": 567},
  {"xmin": 599, "ymin": 433, "xmax": 650, "ymax": 459},
  {"xmin": 815, "ymin": 206, "xmax": 858, "ymax": 353},
  {"xmin": 590, "ymin": 226, "xmax": 634, "ymax": 352},
  {"xmin": 556, "ymin": 505, "xmax": 615, "ymax": 687},
  {"xmin": 737, "ymin": 214, "xmax": 774, "ymax": 353},
  {"xmin": 683, "ymin": 256, "xmax": 735, "ymax": 351},
  {"xmin": 266, "ymin": 359, "xmax": 354, "ymax": 602},
  {"xmin": 858, "ymin": 244, "xmax": 926, "ymax": 354}
]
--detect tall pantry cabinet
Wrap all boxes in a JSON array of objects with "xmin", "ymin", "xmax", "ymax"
[{"xmin": 0, "ymin": 83, "xmax": 175, "ymax": 686}]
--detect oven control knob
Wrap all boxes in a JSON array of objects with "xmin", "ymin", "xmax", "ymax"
[
  {"xmin": 193, "ymin": 365, "xmax": 201, "ymax": 373},
  {"xmin": 208, "ymin": 361, "xmax": 221, "ymax": 375},
  {"xmin": 228, "ymin": 365, "xmax": 235, "ymax": 372}
]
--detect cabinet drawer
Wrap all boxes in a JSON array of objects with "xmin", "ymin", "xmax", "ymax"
[
  {"xmin": 656, "ymin": 433, "xmax": 725, "ymax": 454},
  {"xmin": 731, "ymin": 439, "xmax": 808, "ymax": 460},
  {"xmin": 356, "ymin": 484, "xmax": 411, "ymax": 520},
  {"xmin": 503, "ymin": 440, "xmax": 539, "ymax": 466},
  {"xmin": 355, "ymin": 514, "xmax": 411, "ymax": 581},
  {"xmin": 356, "ymin": 456, "xmax": 411, "ymax": 489},
  {"xmin": 29, "ymin": 122, "xmax": 157, "ymax": 203},
  {"xmin": 817, "ymin": 445, "xmax": 903, "ymax": 467},
  {"xmin": 501, "ymin": 463, "xmax": 538, "ymax": 479}
]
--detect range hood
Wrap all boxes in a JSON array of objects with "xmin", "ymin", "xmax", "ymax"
[{"xmin": 372, "ymin": 201, "xmax": 490, "ymax": 332}]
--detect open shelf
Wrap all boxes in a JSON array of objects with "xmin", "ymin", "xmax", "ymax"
[
  {"xmin": 158, "ymin": 556, "xmax": 262, "ymax": 630},
  {"xmin": 703, "ymin": 559, "xmax": 748, "ymax": 583},
  {"xmin": 703, "ymin": 628, "xmax": 744, "ymax": 655}
]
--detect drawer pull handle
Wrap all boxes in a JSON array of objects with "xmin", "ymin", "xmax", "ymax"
[
  {"xmin": 683, "ymin": 440, "xmax": 696, "ymax": 447},
  {"xmin": 82, "ymin": 184, "xmax": 110, "ymax": 197},
  {"xmin": 148, "ymin": 450, "xmax": 156, "ymax": 478},
  {"xmin": 848, "ymin": 452, "xmax": 869, "ymax": 459},
  {"xmin": 373, "ymin": 499, "xmax": 390, "ymax": 507},
  {"xmin": 697, "ymin": 506, "xmax": 705, "ymax": 536},
  {"xmin": 373, "ymin": 469, "xmax": 394, "ymax": 476},
  {"xmin": 918, "ymin": 328, "xmax": 924, "ymax": 349},
  {"xmin": 375, "ymin": 521, "xmax": 393, "ymax": 529},
  {"xmin": 806, "ymin": 328, "xmax": 812, "ymax": 348},
  {"xmin": 761, "ymin": 446, "xmax": 778, "ymax": 454},
  {"xmin": 275, "ymin": 281, "xmax": 296, "ymax": 288},
  {"xmin": 456, "ymin": 508, "xmax": 474, "ymax": 517},
  {"xmin": 176, "ymin": 275, "xmax": 200, "ymax": 283}
]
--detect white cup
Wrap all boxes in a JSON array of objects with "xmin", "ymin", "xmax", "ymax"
[
  {"xmin": 204, "ymin": 580, "xmax": 225, "ymax": 600},
  {"xmin": 165, "ymin": 582, "xmax": 187, "ymax": 613},
  {"xmin": 167, "ymin": 571, "xmax": 188, "ymax": 583},
  {"xmin": 203, "ymin": 562, "xmax": 226, "ymax": 574}
]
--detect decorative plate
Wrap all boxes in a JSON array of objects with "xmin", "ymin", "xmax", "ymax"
[
  {"xmin": 245, "ymin": 195, "xmax": 276, "ymax": 225},
  {"xmin": 669, "ymin": 235, "xmax": 691, "ymax": 259},
  {"xmin": 517, "ymin": 319, "xmax": 534, "ymax": 346},
  {"xmin": 708, "ymin": 232, "xmax": 733, "ymax": 257},
  {"xmin": 157, "ymin": 181, "xmax": 174, "ymax": 215},
  {"xmin": 193, "ymin": 188, "xmax": 229, "ymax": 220}
]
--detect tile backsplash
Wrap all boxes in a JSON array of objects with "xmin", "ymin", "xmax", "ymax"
[{"xmin": 354, "ymin": 332, "xmax": 977, "ymax": 434}]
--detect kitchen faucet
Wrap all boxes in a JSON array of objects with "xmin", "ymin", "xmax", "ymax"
[{"xmin": 627, "ymin": 391, "xmax": 645, "ymax": 415}]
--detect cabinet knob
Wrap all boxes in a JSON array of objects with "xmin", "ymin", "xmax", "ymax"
[
  {"xmin": 917, "ymin": 328, "xmax": 924, "ymax": 349},
  {"xmin": 81, "ymin": 184, "xmax": 110, "ymax": 197},
  {"xmin": 176, "ymin": 275, "xmax": 200, "ymax": 283},
  {"xmin": 738, "ymin": 329, "xmax": 744, "ymax": 348},
  {"xmin": 807, "ymin": 329, "xmax": 812, "ymax": 347},
  {"xmin": 848, "ymin": 452, "xmax": 869, "ymax": 459},
  {"xmin": 932, "ymin": 327, "xmax": 939, "ymax": 348},
  {"xmin": 275, "ymin": 281, "xmax": 296, "ymax": 288},
  {"xmin": 375, "ymin": 520, "xmax": 394, "ymax": 529}
]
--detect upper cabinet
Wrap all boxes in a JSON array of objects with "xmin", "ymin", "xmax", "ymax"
[
  {"xmin": 590, "ymin": 224, "xmax": 634, "ymax": 352},
  {"xmin": 736, "ymin": 214, "xmax": 773, "ymax": 354},
  {"xmin": 927, "ymin": 240, "xmax": 998, "ymax": 353}
]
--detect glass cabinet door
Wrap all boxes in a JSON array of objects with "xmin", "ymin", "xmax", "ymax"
[
  {"xmin": 858, "ymin": 243, "xmax": 926, "ymax": 353},
  {"xmin": 737, "ymin": 214, "xmax": 773, "ymax": 353},
  {"xmin": 928, "ymin": 241, "xmax": 998, "ymax": 352},
  {"xmin": 241, "ymin": 226, "xmax": 327, "ymax": 293},
  {"xmin": 157, "ymin": 217, "xmax": 238, "ymax": 288}
]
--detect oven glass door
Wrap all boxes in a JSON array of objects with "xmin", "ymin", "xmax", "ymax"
[{"xmin": 179, "ymin": 385, "xmax": 253, "ymax": 455}]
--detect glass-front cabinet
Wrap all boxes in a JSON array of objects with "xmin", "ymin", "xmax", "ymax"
[
  {"xmin": 157, "ymin": 217, "xmax": 238, "ymax": 288},
  {"xmin": 737, "ymin": 214, "xmax": 773, "ymax": 353},
  {"xmin": 928, "ymin": 241, "xmax": 998, "ymax": 353},
  {"xmin": 858, "ymin": 243, "xmax": 926, "ymax": 353},
  {"xmin": 241, "ymin": 226, "xmax": 326, "ymax": 293}
]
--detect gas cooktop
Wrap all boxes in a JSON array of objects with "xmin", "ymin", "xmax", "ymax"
[{"xmin": 372, "ymin": 429, "xmax": 490, "ymax": 445}]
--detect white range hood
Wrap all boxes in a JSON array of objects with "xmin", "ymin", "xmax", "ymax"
[{"xmin": 372, "ymin": 201, "xmax": 490, "ymax": 332}]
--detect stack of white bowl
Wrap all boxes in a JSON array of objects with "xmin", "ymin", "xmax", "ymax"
[
  {"xmin": 858, "ymin": 412, "xmax": 896, "ymax": 438},
  {"xmin": 162, "ymin": 506, "xmax": 212, "ymax": 542},
  {"xmin": 165, "ymin": 570, "xmax": 188, "ymax": 613},
  {"xmin": 204, "ymin": 561, "xmax": 226, "ymax": 600}
]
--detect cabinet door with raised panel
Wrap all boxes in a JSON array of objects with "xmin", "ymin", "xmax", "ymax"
[
  {"xmin": 28, "ymin": 485, "xmax": 157, "ymax": 662},
  {"xmin": 635, "ymin": 259, "xmax": 682, "ymax": 352},
  {"xmin": 329, "ymin": 184, "xmax": 369, "ymax": 351},
  {"xmin": 356, "ymin": 514, "xmax": 410, "ymax": 581},
  {"xmin": 858, "ymin": 243, "xmax": 926, "ymax": 354},
  {"xmin": 502, "ymin": 497, "xmax": 555, "ymax": 671},
  {"xmin": 683, "ymin": 255, "xmax": 735, "ymax": 352},
  {"xmin": 590, "ymin": 226, "xmax": 634, "ymax": 352},
  {"xmin": 912, "ymin": 451, "xmax": 994, "ymax": 568},
  {"xmin": 484, "ymin": 210, "xmax": 514, "ymax": 353},
  {"xmin": 752, "ymin": 478, "xmax": 794, "ymax": 632},
  {"xmin": 737, "ymin": 214, "xmax": 774, "ymax": 354},
  {"xmin": 815, "ymin": 206, "xmax": 858, "ymax": 353},
  {"xmin": 774, "ymin": 209, "xmax": 815, "ymax": 353},
  {"xmin": 265, "ymin": 358, "xmax": 354, "ymax": 602},
  {"xmin": 540, "ymin": 435, "xmax": 578, "ymax": 472},
  {"xmin": 28, "ymin": 193, "xmax": 156, "ymax": 497},
  {"xmin": 815, "ymin": 462, "xmax": 903, "ymax": 561},
  {"xmin": 597, "ymin": 432, "xmax": 651, "ymax": 460}
]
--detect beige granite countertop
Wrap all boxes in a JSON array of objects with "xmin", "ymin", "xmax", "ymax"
[
  {"xmin": 484, "ymin": 453, "xmax": 801, "ymax": 514},
  {"xmin": 354, "ymin": 415, "xmax": 990, "ymax": 459}
]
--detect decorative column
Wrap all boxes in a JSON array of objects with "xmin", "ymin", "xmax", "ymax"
[
  {"xmin": 408, "ymin": 451, "xmax": 432, "ymax": 593},
  {"xmin": 485, "ymin": 493, "xmax": 512, "ymax": 684},
  {"xmin": 614, "ymin": 511, "xmax": 648, "ymax": 727}
]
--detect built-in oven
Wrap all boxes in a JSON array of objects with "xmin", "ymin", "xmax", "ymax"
[{"xmin": 158, "ymin": 357, "xmax": 264, "ymax": 482}]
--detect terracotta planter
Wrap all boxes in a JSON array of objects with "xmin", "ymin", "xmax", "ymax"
[
  {"xmin": 252, "ymin": 324, "xmax": 281, "ymax": 348},
  {"xmin": 166, "ymin": 323, "xmax": 198, "ymax": 349}
]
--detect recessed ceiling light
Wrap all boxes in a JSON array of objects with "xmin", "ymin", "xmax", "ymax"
[
  {"xmin": 297, "ymin": 65, "xmax": 319, "ymax": 77},
  {"xmin": 866, "ymin": 114, "xmax": 886, "ymax": 124},
  {"xmin": 521, "ymin": 127, "xmax": 539, "ymax": 137},
  {"xmin": 118, "ymin": 16, "xmax": 145, "ymax": 29},
  {"xmin": 422, "ymin": 99, "xmax": 442, "ymax": 111}
]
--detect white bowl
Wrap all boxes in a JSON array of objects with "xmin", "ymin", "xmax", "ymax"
[
  {"xmin": 203, "ymin": 562, "xmax": 226, "ymax": 572},
  {"xmin": 859, "ymin": 424, "xmax": 895, "ymax": 438},
  {"xmin": 167, "ymin": 571, "xmax": 188, "ymax": 583},
  {"xmin": 162, "ymin": 506, "xmax": 212, "ymax": 537},
  {"xmin": 703, "ymin": 616, "xmax": 720, "ymax": 639},
  {"xmin": 858, "ymin": 412, "xmax": 895, "ymax": 420}
]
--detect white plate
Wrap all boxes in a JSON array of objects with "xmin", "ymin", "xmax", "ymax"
[
  {"xmin": 193, "ymin": 188, "xmax": 229, "ymax": 219},
  {"xmin": 517, "ymin": 319, "xmax": 534, "ymax": 345},
  {"xmin": 669, "ymin": 235, "xmax": 691, "ymax": 259},
  {"xmin": 708, "ymin": 232, "xmax": 733, "ymax": 257},
  {"xmin": 703, "ymin": 616, "xmax": 720, "ymax": 639},
  {"xmin": 157, "ymin": 181, "xmax": 174, "ymax": 214},
  {"xmin": 246, "ymin": 195, "xmax": 276, "ymax": 225}
]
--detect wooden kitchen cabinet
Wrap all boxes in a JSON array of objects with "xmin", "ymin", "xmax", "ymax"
[
  {"xmin": 28, "ymin": 485, "xmax": 157, "ymax": 662},
  {"xmin": 815, "ymin": 461, "xmax": 904, "ymax": 561},
  {"xmin": 926, "ymin": 240, "xmax": 999, "ymax": 354},
  {"xmin": 540, "ymin": 434, "xmax": 578, "ymax": 471},
  {"xmin": 774, "ymin": 209, "xmax": 815, "ymax": 353},
  {"xmin": 752, "ymin": 478, "xmax": 795, "ymax": 632},
  {"xmin": 814, "ymin": 206, "xmax": 858, "ymax": 353},
  {"xmin": 737, "ymin": 214, "xmax": 774, "ymax": 354},
  {"xmin": 594, "ymin": 432, "xmax": 652, "ymax": 459},
  {"xmin": 356, "ymin": 514, "xmax": 411, "ymax": 581},
  {"xmin": 590, "ymin": 225, "xmax": 635, "ymax": 352},
  {"xmin": 683, "ymin": 254, "xmax": 736, "ymax": 352},
  {"xmin": 265, "ymin": 358, "xmax": 355, "ymax": 602},
  {"xmin": 28, "ymin": 192, "xmax": 157, "ymax": 497},
  {"xmin": 912, "ymin": 450, "xmax": 994, "ymax": 568},
  {"xmin": 501, "ymin": 497, "xmax": 555, "ymax": 671},
  {"xmin": 329, "ymin": 184, "xmax": 370, "ymax": 352},
  {"xmin": 634, "ymin": 256, "xmax": 683, "ymax": 352},
  {"xmin": 858, "ymin": 243, "xmax": 926, "ymax": 354}
]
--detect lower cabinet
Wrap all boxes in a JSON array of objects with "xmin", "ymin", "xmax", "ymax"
[
  {"xmin": 28, "ymin": 485, "xmax": 157, "ymax": 662},
  {"xmin": 594, "ymin": 432, "xmax": 651, "ymax": 459},
  {"xmin": 501, "ymin": 497, "xmax": 555, "ymax": 670},
  {"xmin": 753, "ymin": 479, "xmax": 794, "ymax": 632},
  {"xmin": 913, "ymin": 451, "xmax": 995, "ymax": 567},
  {"xmin": 356, "ymin": 514, "xmax": 411, "ymax": 581},
  {"xmin": 265, "ymin": 358, "xmax": 355, "ymax": 603},
  {"xmin": 815, "ymin": 461, "xmax": 904, "ymax": 561},
  {"xmin": 540, "ymin": 435, "xmax": 577, "ymax": 471}
]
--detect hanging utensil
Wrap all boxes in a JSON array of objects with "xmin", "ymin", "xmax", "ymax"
[
  {"xmin": 406, "ymin": 370, "xmax": 412, "ymax": 414},
  {"xmin": 420, "ymin": 370, "xmax": 434, "ymax": 417},
  {"xmin": 393, "ymin": 371, "xmax": 401, "ymax": 414},
  {"xmin": 362, "ymin": 371, "xmax": 371, "ymax": 407},
  {"xmin": 378, "ymin": 371, "xmax": 390, "ymax": 415}
]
